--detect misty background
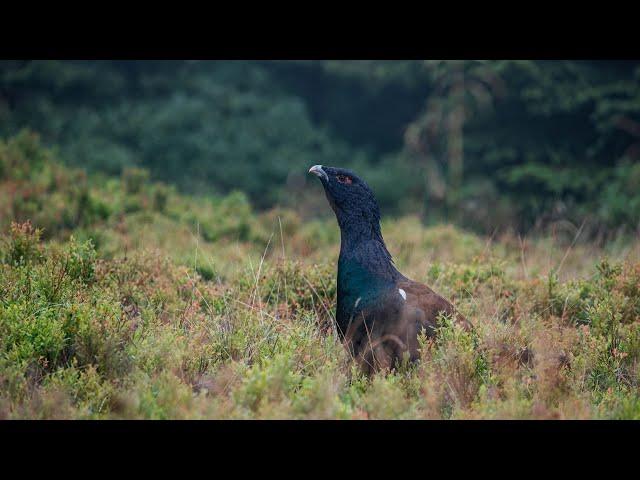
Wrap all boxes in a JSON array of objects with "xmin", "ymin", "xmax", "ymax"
[{"xmin": 1, "ymin": 60, "xmax": 639, "ymax": 238}]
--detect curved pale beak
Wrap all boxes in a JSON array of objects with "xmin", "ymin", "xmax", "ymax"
[{"xmin": 308, "ymin": 164, "xmax": 328, "ymax": 182}]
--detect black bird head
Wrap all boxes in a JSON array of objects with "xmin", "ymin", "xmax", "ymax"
[
  {"xmin": 308, "ymin": 164, "xmax": 388, "ymax": 252},
  {"xmin": 309, "ymin": 164, "xmax": 402, "ymax": 303}
]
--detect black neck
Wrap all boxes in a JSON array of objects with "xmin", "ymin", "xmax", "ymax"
[
  {"xmin": 338, "ymin": 215, "xmax": 401, "ymax": 281},
  {"xmin": 339, "ymin": 216, "xmax": 382, "ymax": 250}
]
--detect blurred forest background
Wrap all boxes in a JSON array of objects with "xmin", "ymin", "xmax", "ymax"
[
  {"xmin": 3, "ymin": 60, "xmax": 640, "ymax": 419},
  {"xmin": 1, "ymin": 60, "xmax": 639, "ymax": 237}
]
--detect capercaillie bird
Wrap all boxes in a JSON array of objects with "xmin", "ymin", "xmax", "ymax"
[{"xmin": 308, "ymin": 165, "xmax": 472, "ymax": 373}]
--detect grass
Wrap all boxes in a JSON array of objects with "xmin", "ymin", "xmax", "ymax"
[{"xmin": 1, "ymin": 130, "xmax": 640, "ymax": 419}]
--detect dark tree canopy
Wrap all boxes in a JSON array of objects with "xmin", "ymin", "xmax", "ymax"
[{"xmin": 1, "ymin": 60, "xmax": 639, "ymax": 235}]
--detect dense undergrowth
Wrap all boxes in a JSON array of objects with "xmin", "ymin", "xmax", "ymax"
[{"xmin": 1, "ymin": 132, "xmax": 640, "ymax": 419}]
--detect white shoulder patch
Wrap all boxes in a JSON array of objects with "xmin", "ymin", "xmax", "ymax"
[
  {"xmin": 354, "ymin": 297, "xmax": 361, "ymax": 308},
  {"xmin": 398, "ymin": 288, "xmax": 407, "ymax": 300}
]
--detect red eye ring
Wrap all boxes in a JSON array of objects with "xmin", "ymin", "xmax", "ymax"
[{"xmin": 336, "ymin": 175, "xmax": 352, "ymax": 185}]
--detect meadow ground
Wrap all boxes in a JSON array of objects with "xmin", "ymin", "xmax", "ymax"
[{"xmin": 1, "ymin": 132, "xmax": 640, "ymax": 419}]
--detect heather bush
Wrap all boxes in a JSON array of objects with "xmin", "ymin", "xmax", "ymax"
[{"xmin": 1, "ymin": 137, "xmax": 640, "ymax": 419}]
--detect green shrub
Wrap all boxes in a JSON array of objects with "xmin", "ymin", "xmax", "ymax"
[
  {"xmin": 152, "ymin": 183, "xmax": 169, "ymax": 213},
  {"xmin": 1, "ymin": 131, "xmax": 640, "ymax": 419},
  {"xmin": 121, "ymin": 167, "xmax": 150, "ymax": 195},
  {"xmin": 2, "ymin": 221, "xmax": 43, "ymax": 266}
]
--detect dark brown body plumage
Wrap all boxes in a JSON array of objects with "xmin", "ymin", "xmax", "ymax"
[{"xmin": 343, "ymin": 278, "xmax": 471, "ymax": 374}]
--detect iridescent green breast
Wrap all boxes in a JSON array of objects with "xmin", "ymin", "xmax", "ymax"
[{"xmin": 336, "ymin": 256, "xmax": 395, "ymax": 333}]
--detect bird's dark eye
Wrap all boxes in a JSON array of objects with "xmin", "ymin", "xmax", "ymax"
[{"xmin": 336, "ymin": 175, "xmax": 352, "ymax": 185}]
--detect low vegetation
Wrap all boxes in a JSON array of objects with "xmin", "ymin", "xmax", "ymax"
[{"xmin": 1, "ymin": 132, "xmax": 639, "ymax": 419}]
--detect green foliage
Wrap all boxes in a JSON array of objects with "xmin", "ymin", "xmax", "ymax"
[
  {"xmin": 0, "ymin": 61, "xmax": 371, "ymax": 210},
  {"xmin": 1, "ymin": 130, "xmax": 640, "ymax": 420},
  {"xmin": 259, "ymin": 259, "xmax": 335, "ymax": 315},
  {"xmin": 2, "ymin": 221, "xmax": 43, "ymax": 266},
  {"xmin": 428, "ymin": 257, "xmax": 507, "ymax": 299},
  {"xmin": 0, "ymin": 131, "xmax": 113, "ymax": 237},
  {"xmin": 2, "ymin": 61, "xmax": 639, "ymax": 233},
  {"xmin": 121, "ymin": 167, "xmax": 149, "ymax": 194},
  {"xmin": 200, "ymin": 191, "xmax": 255, "ymax": 242},
  {"xmin": 1, "ymin": 207, "xmax": 639, "ymax": 418}
]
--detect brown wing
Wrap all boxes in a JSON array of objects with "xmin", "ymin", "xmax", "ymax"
[
  {"xmin": 343, "ymin": 279, "xmax": 472, "ymax": 374},
  {"xmin": 397, "ymin": 279, "xmax": 472, "ymax": 334}
]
